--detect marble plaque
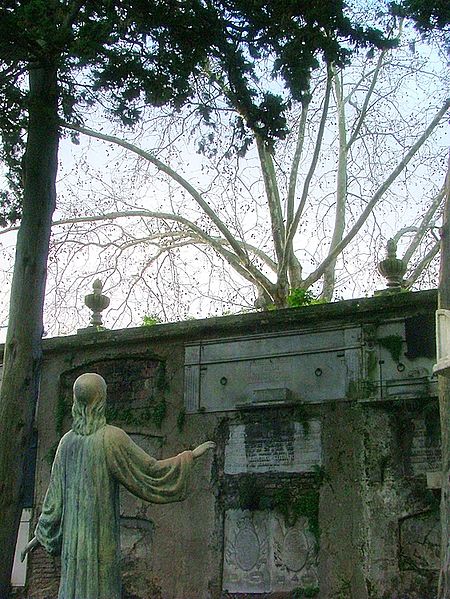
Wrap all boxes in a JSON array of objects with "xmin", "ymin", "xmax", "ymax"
[
  {"xmin": 410, "ymin": 418, "xmax": 441, "ymax": 477},
  {"xmin": 223, "ymin": 510, "xmax": 318, "ymax": 594},
  {"xmin": 184, "ymin": 327, "xmax": 361, "ymax": 412},
  {"xmin": 224, "ymin": 421, "xmax": 322, "ymax": 474}
]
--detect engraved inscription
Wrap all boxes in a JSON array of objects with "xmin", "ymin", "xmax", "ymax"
[
  {"xmin": 224, "ymin": 421, "xmax": 322, "ymax": 474},
  {"xmin": 223, "ymin": 510, "xmax": 318, "ymax": 594},
  {"xmin": 224, "ymin": 512, "xmax": 270, "ymax": 594},
  {"xmin": 410, "ymin": 418, "xmax": 441, "ymax": 477},
  {"xmin": 235, "ymin": 522, "xmax": 261, "ymax": 572},
  {"xmin": 281, "ymin": 529, "xmax": 308, "ymax": 572}
]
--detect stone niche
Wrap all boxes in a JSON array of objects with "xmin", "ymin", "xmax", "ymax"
[
  {"xmin": 57, "ymin": 360, "xmax": 165, "ymax": 529},
  {"xmin": 58, "ymin": 357, "xmax": 165, "ymax": 426}
]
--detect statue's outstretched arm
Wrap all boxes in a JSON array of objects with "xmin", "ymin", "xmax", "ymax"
[
  {"xmin": 192, "ymin": 441, "xmax": 216, "ymax": 459},
  {"xmin": 21, "ymin": 536, "xmax": 39, "ymax": 562}
]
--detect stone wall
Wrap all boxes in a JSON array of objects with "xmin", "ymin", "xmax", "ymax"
[{"xmin": 4, "ymin": 290, "xmax": 441, "ymax": 599}]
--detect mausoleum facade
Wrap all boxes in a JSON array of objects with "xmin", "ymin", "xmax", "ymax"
[{"xmin": 2, "ymin": 289, "xmax": 440, "ymax": 598}]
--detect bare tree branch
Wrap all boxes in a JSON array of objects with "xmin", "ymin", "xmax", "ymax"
[
  {"xmin": 61, "ymin": 122, "xmax": 254, "ymax": 270},
  {"xmin": 285, "ymin": 99, "xmax": 310, "ymax": 287},
  {"xmin": 402, "ymin": 187, "xmax": 445, "ymax": 263},
  {"xmin": 346, "ymin": 50, "xmax": 387, "ymax": 149},
  {"xmin": 322, "ymin": 69, "xmax": 348, "ymax": 300},
  {"xmin": 281, "ymin": 66, "xmax": 333, "ymax": 283},
  {"xmin": 404, "ymin": 240, "xmax": 440, "ymax": 288},
  {"xmin": 51, "ymin": 210, "xmax": 278, "ymax": 290},
  {"xmin": 255, "ymin": 135, "xmax": 285, "ymax": 264},
  {"xmin": 286, "ymin": 100, "xmax": 309, "ymax": 227},
  {"xmin": 303, "ymin": 97, "xmax": 450, "ymax": 288}
]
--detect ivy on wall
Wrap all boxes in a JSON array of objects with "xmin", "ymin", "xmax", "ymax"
[{"xmin": 236, "ymin": 465, "xmax": 325, "ymax": 545}]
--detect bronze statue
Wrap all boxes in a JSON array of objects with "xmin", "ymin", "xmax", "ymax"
[{"xmin": 22, "ymin": 373, "xmax": 214, "ymax": 599}]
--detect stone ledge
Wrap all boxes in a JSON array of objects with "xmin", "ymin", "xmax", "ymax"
[{"xmin": 0, "ymin": 289, "xmax": 438, "ymax": 359}]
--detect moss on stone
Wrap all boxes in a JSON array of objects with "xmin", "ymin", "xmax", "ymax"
[
  {"xmin": 238, "ymin": 478, "xmax": 265, "ymax": 511},
  {"xmin": 367, "ymin": 351, "xmax": 378, "ymax": 379},
  {"xmin": 151, "ymin": 398, "xmax": 167, "ymax": 428},
  {"xmin": 293, "ymin": 404, "xmax": 311, "ymax": 434},
  {"xmin": 346, "ymin": 380, "xmax": 361, "ymax": 399},
  {"xmin": 45, "ymin": 441, "xmax": 59, "ymax": 465},
  {"xmin": 156, "ymin": 363, "xmax": 169, "ymax": 391},
  {"xmin": 105, "ymin": 397, "xmax": 167, "ymax": 429},
  {"xmin": 361, "ymin": 379, "xmax": 378, "ymax": 397},
  {"xmin": 55, "ymin": 393, "xmax": 70, "ymax": 437},
  {"xmin": 378, "ymin": 334, "xmax": 403, "ymax": 363},
  {"xmin": 293, "ymin": 586, "xmax": 319, "ymax": 597},
  {"xmin": 176, "ymin": 408, "xmax": 186, "ymax": 433},
  {"xmin": 272, "ymin": 487, "xmax": 320, "ymax": 541}
]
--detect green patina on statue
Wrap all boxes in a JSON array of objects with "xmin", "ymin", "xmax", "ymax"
[{"xmin": 21, "ymin": 373, "xmax": 215, "ymax": 599}]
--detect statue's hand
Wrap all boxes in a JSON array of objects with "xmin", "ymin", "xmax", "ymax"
[
  {"xmin": 192, "ymin": 441, "xmax": 216, "ymax": 459},
  {"xmin": 21, "ymin": 537, "xmax": 39, "ymax": 562}
]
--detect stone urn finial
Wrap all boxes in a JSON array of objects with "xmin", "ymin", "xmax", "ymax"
[
  {"xmin": 84, "ymin": 279, "xmax": 110, "ymax": 327},
  {"xmin": 377, "ymin": 239, "xmax": 407, "ymax": 292}
]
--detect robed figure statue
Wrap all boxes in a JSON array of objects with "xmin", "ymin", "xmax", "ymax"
[{"xmin": 22, "ymin": 372, "xmax": 215, "ymax": 599}]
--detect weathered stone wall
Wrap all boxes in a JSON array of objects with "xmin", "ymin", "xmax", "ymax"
[{"xmin": 3, "ymin": 290, "xmax": 440, "ymax": 599}]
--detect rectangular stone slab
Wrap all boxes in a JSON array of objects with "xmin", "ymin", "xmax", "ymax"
[
  {"xmin": 223, "ymin": 509, "xmax": 318, "ymax": 594},
  {"xmin": 224, "ymin": 420, "xmax": 322, "ymax": 474}
]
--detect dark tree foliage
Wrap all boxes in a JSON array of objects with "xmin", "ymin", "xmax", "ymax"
[
  {"xmin": 0, "ymin": 0, "xmax": 223, "ymax": 226},
  {"xmin": 0, "ymin": 0, "xmax": 395, "ymax": 226},
  {"xmin": 0, "ymin": 1, "xmax": 221, "ymax": 592},
  {"xmin": 199, "ymin": 0, "xmax": 395, "ymax": 151},
  {"xmin": 392, "ymin": 0, "xmax": 450, "ymax": 31}
]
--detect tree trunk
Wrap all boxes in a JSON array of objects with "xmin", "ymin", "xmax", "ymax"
[
  {"xmin": 438, "ymin": 156, "xmax": 450, "ymax": 599},
  {"xmin": 322, "ymin": 71, "xmax": 347, "ymax": 301},
  {"xmin": 0, "ymin": 64, "xmax": 59, "ymax": 596}
]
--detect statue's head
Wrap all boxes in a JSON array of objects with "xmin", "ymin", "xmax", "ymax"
[{"xmin": 72, "ymin": 373, "xmax": 107, "ymax": 435}]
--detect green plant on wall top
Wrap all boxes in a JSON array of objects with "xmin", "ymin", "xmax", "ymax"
[
  {"xmin": 141, "ymin": 314, "xmax": 162, "ymax": 327},
  {"xmin": 287, "ymin": 289, "xmax": 327, "ymax": 308},
  {"xmin": 265, "ymin": 288, "xmax": 327, "ymax": 310}
]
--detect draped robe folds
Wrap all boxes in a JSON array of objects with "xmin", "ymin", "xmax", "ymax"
[{"xmin": 35, "ymin": 425, "xmax": 193, "ymax": 599}]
